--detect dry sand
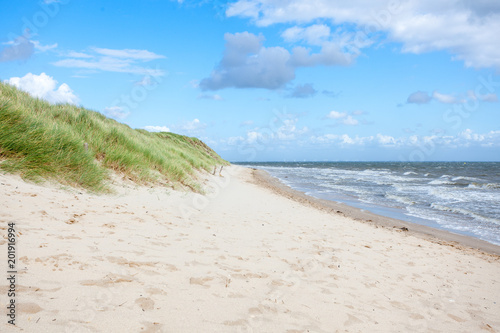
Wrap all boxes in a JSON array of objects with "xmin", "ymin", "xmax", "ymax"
[{"xmin": 1, "ymin": 165, "xmax": 499, "ymax": 332}]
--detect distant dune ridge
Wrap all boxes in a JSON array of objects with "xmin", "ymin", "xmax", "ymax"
[{"xmin": 0, "ymin": 82, "xmax": 228, "ymax": 192}]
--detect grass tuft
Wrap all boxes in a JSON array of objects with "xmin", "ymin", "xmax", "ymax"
[{"xmin": 0, "ymin": 82, "xmax": 228, "ymax": 192}]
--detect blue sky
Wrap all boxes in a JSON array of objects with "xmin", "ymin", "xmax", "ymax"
[{"xmin": 1, "ymin": 0, "xmax": 499, "ymax": 161}]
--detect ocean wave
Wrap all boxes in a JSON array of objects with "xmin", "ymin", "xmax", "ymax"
[
  {"xmin": 428, "ymin": 179, "xmax": 459, "ymax": 186},
  {"xmin": 385, "ymin": 194, "xmax": 416, "ymax": 206},
  {"xmin": 468, "ymin": 182, "xmax": 500, "ymax": 189},
  {"xmin": 430, "ymin": 203, "xmax": 500, "ymax": 226},
  {"xmin": 452, "ymin": 176, "xmax": 479, "ymax": 182}
]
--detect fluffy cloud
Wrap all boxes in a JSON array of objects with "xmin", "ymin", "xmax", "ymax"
[
  {"xmin": 143, "ymin": 125, "xmax": 170, "ymax": 132},
  {"xmin": 227, "ymin": 116, "xmax": 308, "ymax": 146},
  {"xmin": 326, "ymin": 110, "xmax": 359, "ymax": 125},
  {"xmin": 4, "ymin": 72, "xmax": 78, "ymax": 104},
  {"xmin": 103, "ymin": 106, "xmax": 129, "ymax": 119},
  {"xmin": 432, "ymin": 91, "xmax": 464, "ymax": 104},
  {"xmin": 173, "ymin": 118, "xmax": 208, "ymax": 135},
  {"xmin": 343, "ymin": 115, "xmax": 359, "ymax": 126},
  {"xmin": 275, "ymin": 118, "xmax": 309, "ymax": 140},
  {"xmin": 200, "ymin": 31, "xmax": 354, "ymax": 90},
  {"xmin": 290, "ymin": 42, "xmax": 354, "ymax": 67},
  {"xmin": 282, "ymin": 24, "xmax": 331, "ymax": 45},
  {"xmin": 53, "ymin": 47, "xmax": 166, "ymax": 76},
  {"xmin": 327, "ymin": 110, "xmax": 347, "ymax": 119},
  {"xmin": 200, "ymin": 32, "xmax": 295, "ymax": 90},
  {"xmin": 227, "ymin": 0, "xmax": 500, "ymax": 70}
]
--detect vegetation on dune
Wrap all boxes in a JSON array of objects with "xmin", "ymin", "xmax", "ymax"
[{"xmin": 0, "ymin": 82, "xmax": 228, "ymax": 192}]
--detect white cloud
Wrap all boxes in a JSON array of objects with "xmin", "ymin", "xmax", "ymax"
[
  {"xmin": 227, "ymin": 0, "xmax": 500, "ymax": 70},
  {"xmin": 32, "ymin": 41, "xmax": 58, "ymax": 52},
  {"xmin": 377, "ymin": 134, "xmax": 397, "ymax": 146},
  {"xmin": 432, "ymin": 91, "xmax": 464, "ymax": 104},
  {"xmin": 326, "ymin": 110, "xmax": 347, "ymax": 119},
  {"xmin": 246, "ymin": 131, "xmax": 265, "ymax": 144},
  {"xmin": 326, "ymin": 110, "xmax": 359, "ymax": 125},
  {"xmin": 66, "ymin": 51, "xmax": 94, "ymax": 58},
  {"xmin": 342, "ymin": 115, "xmax": 359, "ymax": 126},
  {"xmin": 173, "ymin": 118, "xmax": 208, "ymax": 136},
  {"xmin": 309, "ymin": 129, "xmax": 500, "ymax": 149},
  {"xmin": 226, "ymin": 0, "xmax": 260, "ymax": 19},
  {"xmin": 53, "ymin": 47, "xmax": 166, "ymax": 76},
  {"xmin": 103, "ymin": 106, "xmax": 129, "ymax": 119},
  {"xmin": 91, "ymin": 47, "xmax": 165, "ymax": 61},
  {"xmin": 229, "ymin": 116, "xmax": 308, "ymax": 146},
  {"xmin": 275, "ymin": 118, "xmax": 308, "ymax": 140},
  {"xmin": 290, "ymin": 42, "xmax": 354, "ymax": 67},
  {"xmin": 282, "ymin": 24, "xmax": 331, "ymax": 45},
  {"xmin": 144, "ymin": 125, "xmax": 170, "ymax": 132},
  {"xmin": 5, "ymin": 72, "xmax": 78, "ymax": 105}
]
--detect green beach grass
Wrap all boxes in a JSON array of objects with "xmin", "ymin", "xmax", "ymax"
[{"xmin": 0, "ymin": 82, "xmax": 228, "ymax": 192}]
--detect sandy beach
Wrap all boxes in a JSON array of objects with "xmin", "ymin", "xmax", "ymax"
[{"xmin": 1, "ymin": 165, "xmax": 500, "ymax": 332}]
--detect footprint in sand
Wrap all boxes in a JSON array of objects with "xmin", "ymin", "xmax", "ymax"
[
  {"xmin": 189, "ymin": 277, "xmax": 214, "ymax": 288},
  {"xmin": 140, "ymin": 321, "xmax": 163, "ymax": 333},
  {"xmin": 18, "ymin": 303, "xmax": 43, "ymax": 314},
  {"xmin": 135, "ymin": 297, "xmax": 155, "ymax": 311},
  {"xmin": 344, "ymin": 313, "xmax": 363, "ymax": 326}
]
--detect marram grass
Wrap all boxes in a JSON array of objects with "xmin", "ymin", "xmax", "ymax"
[{"xmin": 0, "ymin": 82, "xmax": 228, "ymax": 192}]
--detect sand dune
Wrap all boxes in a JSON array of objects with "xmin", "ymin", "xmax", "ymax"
[{"xmin": 1, "ymin": 165, "xmax": 499, "ymax": 332}]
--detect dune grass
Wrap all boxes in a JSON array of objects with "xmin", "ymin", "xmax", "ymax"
[{"xmin": 0, "ymin": 82, "xmax": 228, "ymax": 192}]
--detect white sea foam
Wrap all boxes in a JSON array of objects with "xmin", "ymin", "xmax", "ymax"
[
  {"xmin": 430, "ymin": 204, "xmax": 500, "ymax": 226},
  {"xmin": 253, "ymin": 162, "xmax": 500, "ymax": 246}
]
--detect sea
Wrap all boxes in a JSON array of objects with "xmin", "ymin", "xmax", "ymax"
[{"xmin": 237, "ymin": 162, "xmax": 500, "ymax": 246}]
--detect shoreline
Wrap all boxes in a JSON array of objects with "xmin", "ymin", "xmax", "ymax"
[{"xmin": 251, "ymin": 168, "xmax": 500, "ymax": 256}]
